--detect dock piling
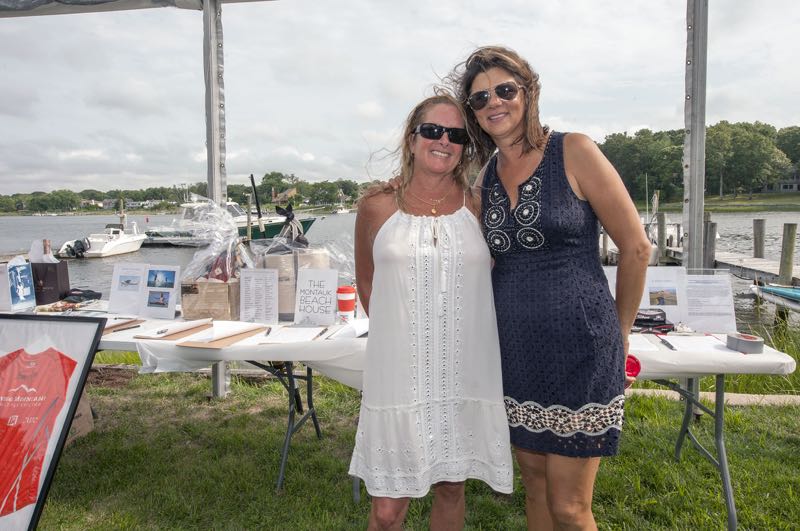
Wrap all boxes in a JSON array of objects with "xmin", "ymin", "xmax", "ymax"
[
  {"xmin": 703, "ymin": 221, "xmax": 717, "ymax": 271},
  {"xmin": 657, "ymin": 212, "xmax": 666, "ymax": 263},
  {"xmin": 775, "ymin": 222, "xmax": 797, "ymax": 325},
  {"xmin": 778, "ymin": 223, "xmax": 797, "ymax": 285},
  {"xmin": 753, "ymin": 219, "xmax": 765, "ymax": 259}
]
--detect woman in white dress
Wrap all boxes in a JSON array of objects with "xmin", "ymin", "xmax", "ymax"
[{"xmin": 349, "ymin": 93, "xmax": 513, "ymax": 530}]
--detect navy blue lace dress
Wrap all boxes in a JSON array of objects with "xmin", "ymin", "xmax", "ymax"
[{"xmin": 481, "ymin": 131, "xmax": 625, "ymax": 457}]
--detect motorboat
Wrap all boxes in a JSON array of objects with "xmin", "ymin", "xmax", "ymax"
[
  {"xmin": 143, "ymin": 200, "xmax": 316, "ymax": 246},
  {"xmin": 330, "ymin": 203, "xmax": 351, "ymax": 215},
  {"xmin": 58, "ymin": 217, "xmax": 147, "ymax": 258}
]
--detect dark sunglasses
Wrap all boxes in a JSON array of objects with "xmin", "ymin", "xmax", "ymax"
[
  {"xmin": 414, "ymin": 123, "xmax": 470, "ymax": 145},
  {"xmin": 466, "ymin": 81, "xmax": 522, "ymax": 111}
]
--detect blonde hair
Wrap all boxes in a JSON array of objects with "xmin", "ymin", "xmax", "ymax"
[
  {"xmin": 446, "ymin": 45, "xmax": 549, "ymax": 165},
  {"xmin": 361, "ymin": 90, "xmax": 475, "ymax": 210}
]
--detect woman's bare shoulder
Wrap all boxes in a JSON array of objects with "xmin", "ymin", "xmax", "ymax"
[
  {"xmin": 563, "ymin": 132, "xmax": 599, "ymax": 158},
  {"xmin": 357, "ymin": 190, "xmax": 398, "ymax": 237}
]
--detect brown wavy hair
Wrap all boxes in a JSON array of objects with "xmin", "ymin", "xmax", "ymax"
[{"xmin": 445, "ymin": 45, "xmax": 549, "ymax": 165}]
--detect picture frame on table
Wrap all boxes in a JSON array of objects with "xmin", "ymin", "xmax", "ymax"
[{"xmin": 0, "ymin": 314, "xmax": 105, "ymax": 531}]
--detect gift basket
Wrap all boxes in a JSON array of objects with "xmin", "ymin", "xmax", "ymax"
[
  {"xmin": 248, "ymin": 204, "xmax": 355, "ymax": 322},
  {"xmin": 180, "ymin": 199, "xmax": 255, "ymax": 320}
]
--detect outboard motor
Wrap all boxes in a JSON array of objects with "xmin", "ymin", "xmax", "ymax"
[
  {"xmin": 72, "ymin": 238, "xmax": 90, "ymax": 258},
  {"xmin": 59, "ymin": 237, "xmax": 91, "ymax": 258}
]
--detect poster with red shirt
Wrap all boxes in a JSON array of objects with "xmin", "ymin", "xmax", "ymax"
[{"xmin": 0, "ymin": 315, "xmax": 104, "ymax": 531}]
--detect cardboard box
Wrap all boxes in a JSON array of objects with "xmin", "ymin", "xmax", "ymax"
[
  {"xmin": 181, "ymin": 280, "xmax": 240, "ymax": 320},
  {"xmin": 32, "ymin": 261, "xmax": 70, "ymax": 305},
  {"xmin": 65, "ymin": 390, "xmax": 94, "ymax": 446}
]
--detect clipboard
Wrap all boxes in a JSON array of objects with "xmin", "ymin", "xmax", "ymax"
[
  {"xmin": 176, "ymin": 324, "xmax": 267, "ymax": 349},
  {"xmin": 134, "ymin": 318, "xmax": 214, "ymax": 340},
  {"xmin": 102, "ymin": 318, "xmax": 146, "ymax": 335}
]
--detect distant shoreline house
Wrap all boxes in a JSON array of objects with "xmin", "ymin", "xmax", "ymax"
[
  {"xmin": 79, "ymin": 199, "xmax": 103, "ymax": 208},
  {"xmin": 274, "ymin": 188, "xmax": 298, "ymax": 203},
  {"xmin": 760, "ymin": 165, "xmax": 799, "ymax": 193}
]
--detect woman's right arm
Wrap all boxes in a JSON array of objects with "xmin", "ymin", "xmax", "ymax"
[{"xmin": 354, "ymin": 197, "xmax": 377, "ymax": 317}]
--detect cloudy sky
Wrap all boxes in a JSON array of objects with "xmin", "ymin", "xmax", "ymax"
[{"xmin": 1, "ymin": 0, "xmax": 798, "ymax": 195}]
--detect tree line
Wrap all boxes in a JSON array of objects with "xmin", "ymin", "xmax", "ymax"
[
  {"xmin": 0, "ymin": 176, "xmax": 364, "ymax": 214},
  {"xmin": 599, "ymin": 122, "xmax": 799, "ymax": 202},
  {"xmin": 2, "ymin": 122, "xmax": 797, "ymax": 213}
]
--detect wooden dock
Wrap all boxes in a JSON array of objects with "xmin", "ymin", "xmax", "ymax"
[{"xmin": 664, "ymin": 247, "xmax": 800, "ymax": 285}]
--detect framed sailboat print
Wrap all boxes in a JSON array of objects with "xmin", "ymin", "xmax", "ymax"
[{"xmin": 0, "ymin": 314, "xmax": 105, "ymax": 531}]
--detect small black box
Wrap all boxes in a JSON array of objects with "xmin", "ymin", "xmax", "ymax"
[{"xmin": 32, "ymin": 262, "xmax": 70, "ymax": 305}]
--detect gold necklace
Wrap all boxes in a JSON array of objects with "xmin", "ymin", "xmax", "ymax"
[{"xmin": 407, "ymin": 185, "xmax": 454, "ymax": 214}]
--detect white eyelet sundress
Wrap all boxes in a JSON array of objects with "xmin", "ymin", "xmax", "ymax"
[{"xmin": 348, "ymin": 197, "xmax": 513, "ymax": 497}]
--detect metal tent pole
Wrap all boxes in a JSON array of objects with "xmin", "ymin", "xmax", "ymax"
[
  {"xmin": 203, "ymin": 0, "xmax": 229, "ymax": 397},
  {"xmin": 682, "ymin": 0, "xmax": 708, "ymax": 274}
]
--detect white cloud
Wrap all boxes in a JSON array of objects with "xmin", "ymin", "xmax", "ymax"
[
  {"xmin": 57, "ymin": 149, "xmax": 107, "ymax": 161},
  {"xmin": 0, "ymin": 0, "xmax": 798, "ymax": 194},
  {"xmin": 356, "ymin": 101, "xmax": 384, "ymax": 120}
]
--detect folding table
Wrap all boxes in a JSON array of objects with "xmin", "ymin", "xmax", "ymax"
[
  {"xmin": 631, "ymin": 333, "xmax": 796, "ymax": 531},
  {"xmin": 99, "ymin": 319, "xmax": 366, "ymax": 490}
]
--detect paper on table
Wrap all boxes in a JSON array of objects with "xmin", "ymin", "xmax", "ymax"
[
  {"xmin": 176, "ymin": 322, "xmax": 266, "ymax": 347},
  {"xmin": 327, "ymin": 318, "xmax": 369, "ymax": 339},
  {"xmin": 261, "ymin": 325, "xmax": 330, "ymax": 344},
  {"xmin": 627, "ymin": 334, "xmax": 659, "ymax": 352},
  {"xmin": 103, "ymin": 316, "xmax": 139, "ymax": 330},
  {"xmin": 134, "ymin": 318, "xmax": 213, "ymax": 339},
  {"xmin": 658, "ymin": 334, "xmax": 730, "ymax": 353},
  {"xmin": 102, "ymin": 315, "xmax": 144, "ymax": 330}
]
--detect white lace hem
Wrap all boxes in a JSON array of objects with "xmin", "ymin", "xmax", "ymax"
[
  {"xmin": 349, "ymin": 458, "xmax": 513, "ymax": 498},
  {"xmin": 505, "ymin": 395, "xmax": 625, "ymax": 437}
]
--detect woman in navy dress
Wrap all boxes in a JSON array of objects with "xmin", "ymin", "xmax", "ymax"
[{"xmin": 448, "ymin": 46, "xmax": 651, "ymax": 529}]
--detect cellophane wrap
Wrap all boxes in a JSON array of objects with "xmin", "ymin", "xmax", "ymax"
[
  {"xmin": 248, "ymin": 235, "xmax": 354, "ymax": 321},
  {"xmin": 181, "ymin": 200, "xmax": 255, "ymax": 283}
]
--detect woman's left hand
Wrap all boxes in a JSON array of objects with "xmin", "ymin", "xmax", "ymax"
[{"xmin": 624, "ymin": 374, "xmax": 636, "ymax": 389}]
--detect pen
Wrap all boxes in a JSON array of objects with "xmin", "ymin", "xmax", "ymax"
[
  {"xmin": 657, "ymin": 335, "xmax": 676, "ymax": 351},
  {"xmin": 264, "ymin": 326, "xmax": 272, "ymax": 336},
  {"xmin": 312, "ymin": 327, "xmax": 329, "ymax": 341},
  {"xmin": 113, "ymin": 324, "xmax": 141, "ymax": 333}
]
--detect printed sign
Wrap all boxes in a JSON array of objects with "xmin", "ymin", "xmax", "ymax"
[
  {"xmin": 240, "ymin": 268, "xmax": 279, "ymax": 324},
  {"xmin": 293, "ymin": 268, "xmax": 338, "ymax": 326}
]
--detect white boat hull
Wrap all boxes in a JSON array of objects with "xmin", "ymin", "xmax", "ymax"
[{"xmin": 84, "ymin": 233, "xmax": 147, "ymax": 258}]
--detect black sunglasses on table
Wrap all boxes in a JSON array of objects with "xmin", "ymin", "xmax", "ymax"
[
  {"xmin": 467, "ymin": 81, "xmax": 522, "ymax": 110},
  {"xmin": 414, "ymin": 123, "xmax": 470, "ymax": 145}
]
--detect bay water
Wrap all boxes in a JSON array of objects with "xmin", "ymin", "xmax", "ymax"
[{"xmin": 1, "ymin": 211, "xmax": 797, "ymax": 328}]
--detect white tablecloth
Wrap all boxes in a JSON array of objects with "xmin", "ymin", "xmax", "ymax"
[
  {"xmin": 631, "ymin": 333, "xmax": 795, "ymax": 379},
  {"xmin": 99, "ymin": 320, "xmax": 796, "ymax": 389},
  {"xmin": 99, "ymin": 319, "xmax": 368, "ymax": 389}
]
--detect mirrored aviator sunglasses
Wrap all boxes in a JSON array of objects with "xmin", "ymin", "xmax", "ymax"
[
  {"xmin": 467, "ymin": 82, "xmax": 521, "ymax": 111},
  {"xmin": 414, "ymin": 123, "xmax": 470, "ymax": 145}
]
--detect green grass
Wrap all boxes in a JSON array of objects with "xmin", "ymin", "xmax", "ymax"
[
  {"xmin": 93, "ymin": 350, "xmax": 141, "ymax": 365},
  {"xmin": 40, "ymin": 372, "xmax": 800, "ymax": 530},
  {"xmin": 648, "ymin": 192, "xmax": 800, "ymax": 213}
]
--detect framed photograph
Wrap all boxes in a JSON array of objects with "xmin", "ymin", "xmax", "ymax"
[
  {"xmin": 0, "ymin": 314, "xmax": 105, "ymax": 531},
  {"xmin": 141, "ymin": 265, "xmax": 180, "ymax": 320},
  {"xmin": 0, "ymin": 260, "xmax": 36, "ymax": 312}
]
